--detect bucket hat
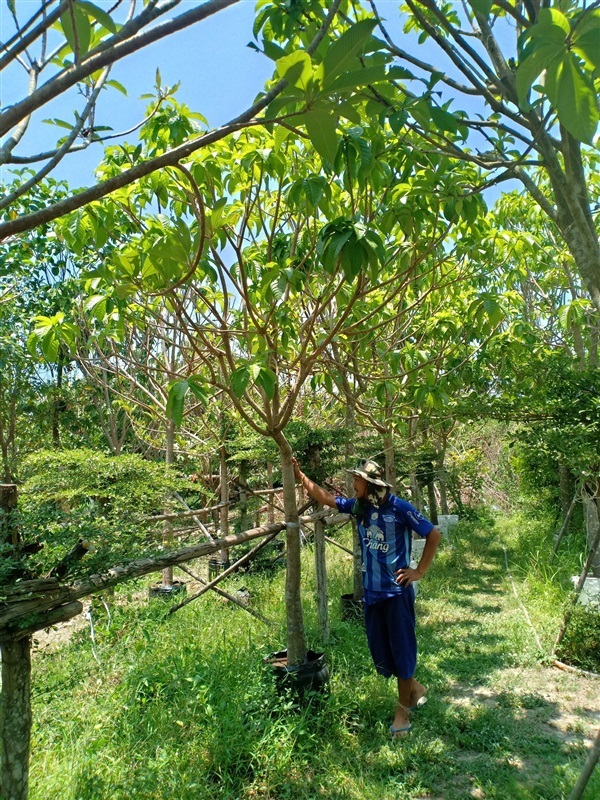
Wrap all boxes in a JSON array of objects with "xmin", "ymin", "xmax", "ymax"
[{"xmin": 347, "ymin": 458, "xmax": 391, "ymax": 488}]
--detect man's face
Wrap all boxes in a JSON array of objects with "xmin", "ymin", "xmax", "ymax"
[{"xmin": 353, "ymin": 475, "xmax": 368, "ymax": 499}]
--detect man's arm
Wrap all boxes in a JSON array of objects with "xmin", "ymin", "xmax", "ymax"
[
  {"xmin": 395, "ymin": 527, "xmax": 442, "ymax": 586},
  {"xmin": 292, "ymin": 457, "xmax": 337, "ymax": 509}
]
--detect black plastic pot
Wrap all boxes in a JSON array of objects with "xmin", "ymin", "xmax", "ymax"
[
  {"xmin": 265, "ymin": 649, "xmax": 329, "ymax": 697},
  {"xmin": 148, "ymin": 580, "xmax": 186, "ymax": 600},
  {"xmin": 340, "ymin": 593, "xmax": 364, "ymax": 624},
  {"xmin": 208, "ymin": 557, "xmax": 231, "ymax": 581}
]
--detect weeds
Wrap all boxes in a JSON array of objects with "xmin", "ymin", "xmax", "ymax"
[{"xmin": 26, "ymin": 519, "xmax": 599, "ymax": 800}]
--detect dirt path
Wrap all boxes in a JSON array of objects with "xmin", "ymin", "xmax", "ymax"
[{"xmin": 415, "ymin": 533, "xmax": 600, "ymax": 799}]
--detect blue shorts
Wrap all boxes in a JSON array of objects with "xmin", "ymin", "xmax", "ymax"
[{"xmin": 364, "ymin": 589, "xmax": 416, "ymax": 680}]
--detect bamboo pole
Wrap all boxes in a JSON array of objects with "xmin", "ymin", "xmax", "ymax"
[
  {"xmin": 549, "ymin": 492, "xmax": 578, "ymax": 564},
  {"xmin": 169, "ymin": 530, "xmax": 281, "ymax": 613},
  {"xmin": 567, "ymin": 728, "xmax": 600, "ymax": 800},
  {"xmin": 176, "ymin": 564, "xmax": 273, "ymax": 626}
]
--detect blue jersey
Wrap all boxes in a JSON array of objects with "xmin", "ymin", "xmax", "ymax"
[{"xmin": 336, "ymin": 494, "xmax": 434, "ymax": 602}]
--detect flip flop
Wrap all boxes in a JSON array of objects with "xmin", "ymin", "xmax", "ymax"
[
  {"xmin": 389, "ymin": 723, "xmax": 412, "ymax": 737},
  {"xmin": 407, "ymin": 696, "xmax": 428, "ymax": 712}
]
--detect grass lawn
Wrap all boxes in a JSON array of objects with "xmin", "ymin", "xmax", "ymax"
[{"xmin": 27, "ymin": 518, "xmax": 600, "ymax": 799}]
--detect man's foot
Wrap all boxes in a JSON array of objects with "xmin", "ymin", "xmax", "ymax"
[
  {"xmin": 391, "ymin": 704, "xmax": 411, "ymax": 736},
  {"xmin": 390, "ymin": 722, "xmax": 411, "ymax": 738},
  {"xmin": 408, "ymin": 679, "xmax": 427, "ymax": 711}
]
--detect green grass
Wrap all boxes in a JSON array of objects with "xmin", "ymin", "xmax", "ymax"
[{"xmin": 26, "ymin": 518, "xmax": 600, "ymax": 800}]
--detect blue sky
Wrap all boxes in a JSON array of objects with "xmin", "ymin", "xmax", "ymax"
[
  {"xmin": 2, "ymin": 2, "xmax": 272, "ymax": 187},
  {"xmin": 1, "ymin": 2, "xmax": 519, "ymax": 200}
]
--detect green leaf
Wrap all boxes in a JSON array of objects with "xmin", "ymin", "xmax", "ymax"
[
  {"xmin": 41, "ymin": 329, "xmax": 60, "ymax": 362},
  {"xmin": 537, "ymin": 8, "xmax": 570, "ymax": 36},
  {"xmin": 61, "ymin": 4, "xmax": 92, "ymax": 56},
  {"xmin": 336, "ymin": 101, "xmax": 362, "ymax": 125},
  {"xmin": 545, "ymin": 54, "xmax": 599, "ymax": 144},
  {"xmin": 326, "ymin": 64, "xmax": 387, "ymax": 92},
  {"xmin": 304, "ymin": 110, "xmax": 338, "ymax": 163},
  {"xmin": 389, "ymin": 110, "xmax": 408, "ymax": 134},
  {"xmin": 187, "ymin": 376, "xmax": 209, "ymax": 405},
  {"xmin": 467, "ymin": 0, "xmax": 493, "ymax": 16},
  {"xmin": 43, "ymin": 118, "xmax": 74, "ymax": 130},
  {"xmin": 257, "ymin": 366, "xmax": 277, "ymax": 400},
  {"xmin": 388, "ymin": 66, "xmax": 415, "ymax": 81},
  {"xmin": 573, "ymin": 19, "xmax": 600, "ymax": 71},
  {"xmin": 430, "ymin": 106, "xmax": 458, "ymax": 133},
  {"xmin": 262, "ymin": 38, "xmax": 287, "ymax": 62},
  {"xmin": 166, "ymin": 380, "xmax": 189, "ymax": 427},
  {"xmin": 273, "ymin": 124, "xmax": 291, "ymax": 151},
  {"xmin": 79, "ymin": 1, "xmax": 117, "ymax": 33},
  {"xmin": 230, "ymin": 366, "xmax": 251, "ymax": 398},
  {"xmin": 516, "ymin": 42, "xmax": 564, "ymax": 106},
  {"xmin": 323, "ymin": 19, "xmax": 377, "ymax": 83},
  {"xmin": 106, "ymin": 79, "xmax": 128, "ymax": 95},
  {"xmin": 276, "ymin": 50, "xmax": 314, "ymax": 90}
]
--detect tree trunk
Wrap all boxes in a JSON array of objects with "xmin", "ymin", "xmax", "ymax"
[
  {"xmin": 51, "ymin": 360, "xmax": 63, "ymax": 447},
  {"xmin": 343, "ymin": 397, "xmax": 363, "ymax": 601},
  {"xmin": 238, "ymin": 461, "xmax": 251, "ymax": 533},
  {"xmin": 273, "ymin": 431, "xmax": 306, "ymax": 667},
  {"xmin": 409, "ymin": 470, "xmax": 422, "ymax": 512},
  {"xmin": 266, "ymin": 462, "xmax": 275, "ymax": 524},
  {"xmin": 584, "ymin": 488, "xmax": 600, "ymax": 578},
  {"xmin": 559, "ymin": 465, "xmax": 576, "ymax": 531},
  {"xmin": 0, "ymin": 636, "xmax": 32, "ymax": 800},
  {"xmin": 0, "ymin": 483, "xmax": 18, "ymax": 548},
  {"xmin": 219, "ymin": 444, "xmax": 229, "ymax": 563},
  {"xmin": 426, "ymin": 476, "xmax": 438, "ymax": 525},
  {"xmin": 314, "ymin": 508, "xmax": 330, "ymax": 643},
  {"xmin": 162, "ymin": 419, "xmax": 175, "ymax": 588},
  {"xmin": 383, "ymin": 431, "xmax": 397, "ymax": 493},
  {"xmin": 436, "ymin": 450, "xmax": 449, "ymax": 515}
]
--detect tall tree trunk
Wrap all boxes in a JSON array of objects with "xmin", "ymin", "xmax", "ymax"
[
  {"xmin": 436, "ymin": 447, "xmax": 449, "ymax": 515},
  {"xmin": 559, "ymin": 465, "xmax": 576, "ymax": 531},
  {"xmin": 583, "ymin": 486, "xmax": 600, "ymax": 578},
  {"xmin": 408, "ymin": 418, "xmax": 422, "ymax": 511},
  {"xmin": 0, "ymin": 483, "xmax": 18, "ymax": 548},
  {"xmin": 162, "ymin": 419, "xmax": 175, "ymax": 588},
  {"xmin": 219, "ymin": 444, "xmax": 229, "ymax": 563},
  {"xmin": 1, "ymin": 485, "xmax": 30, "ymax": 800},
  {"xmin": 343, "ymin": 397, "xmax": 363, "ymax": 601},
  {"xmin": 426, "ymin": 476, "xmax": 438, "ymax": 525},
  {"xmin": 383, "ymin": 430, "xmax": 397, "ymax": 493},
  {"xmin": 273, "ymin": 430, "xmax": 306, "ymax": 667},
  {"xmin": 0, "ymin": 636, "xmax": 32, "ymax": 800},
  {"xmin": 266, "ymin": 462, "xmax": 275, "ymax": 524},
  {"xmin": 314, "ymin": 508, "xmax": 330, "ymax": 643},
  {"xmin": 238, "ymin": 461, "xmax": 250, "ymax": 533},
  {"xmin": 51, "ymin": 360, "xmax": 63, "ymax": 447}
]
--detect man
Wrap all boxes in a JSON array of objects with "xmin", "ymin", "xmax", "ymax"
[{"xmin": 292, "ymin": 456, "xmax": 442, "ymax": 737}]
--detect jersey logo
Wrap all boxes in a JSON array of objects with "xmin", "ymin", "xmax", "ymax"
[
  {"xmin": 364, "ymin": 525, "xmax": 389, "ymax": 553},
  {"xmin": 407, "ymin": 511, "xmax": 425, "ymax": 525},
  {"xmin": 382, "ymin": 514, "xmax": 395, "ymax": 523},
  {"xmin": 371, "ymin": 513, "xmax": 378, "ymax": 521}
]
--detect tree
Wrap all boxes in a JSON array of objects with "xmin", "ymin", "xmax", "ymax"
[
  {"xmin": 263, "ymin": 1, "xmax": 600, "ymax": 313},
  {"xmin": 0, "ymin": 0, "xmax": 343, "ymax": 240},
  {"xmin": 70, "ymin": 106, "xmax": 479, "ymax": 663}
]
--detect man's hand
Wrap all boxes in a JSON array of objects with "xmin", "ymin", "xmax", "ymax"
[
  {"xmin": 394, "ymin": 566, "xmax": 423, "ymax": 586},
  {"xmin": 291, "ymin": 456, "xmax": 302, "ymax": 481}
]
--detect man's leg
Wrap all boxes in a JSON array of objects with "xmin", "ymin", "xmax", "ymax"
[
  {"xmin": 386, "ymin": 590, "xmax": 424, "ymax": 735},
  {"xmin": 392, "ymin": 677, "xmax": 413, "ymax": 734},
  {"xmin": 409, "ymin": 678, "xmax": 427, "ymax": 707}
]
